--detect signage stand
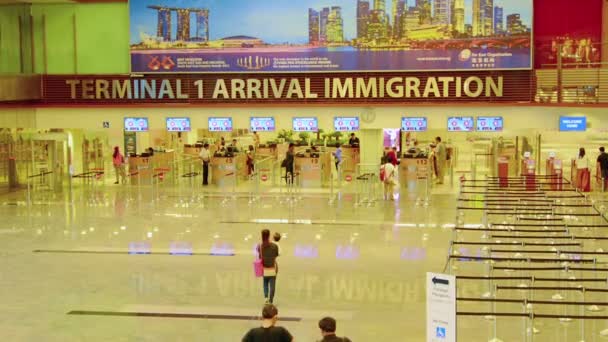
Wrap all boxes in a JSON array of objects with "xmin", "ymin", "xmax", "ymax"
[{"xmin": 426, "ymin": 272, "xmax": 456, "ymax": 342}]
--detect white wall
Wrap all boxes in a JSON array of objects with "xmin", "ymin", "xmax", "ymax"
[
  {"xmin": 0, "ymin": 104, "xmax": 605, "ymax": 151},
  {"xmin": 17, "ymin": 105, "xmax": 602, "ymax": 146}
]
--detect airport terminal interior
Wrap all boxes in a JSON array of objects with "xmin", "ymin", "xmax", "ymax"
[{"xmin": 2, "ymin": 0, "xmax": 608, "ymax": 341}]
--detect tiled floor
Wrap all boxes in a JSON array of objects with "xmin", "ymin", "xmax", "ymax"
[{"xmin": 1, "ymin": 179, "xmax": 607, "ymax": 341}]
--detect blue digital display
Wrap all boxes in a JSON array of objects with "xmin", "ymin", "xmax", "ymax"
[
  {"xmin": 447, "ymin": 117, "xmax": 474, "ymax": 132},
  {"xmin": 293, "ymin": 117, "xmax": 318, "ymax": 132},
  {"xmin": 124, "ymin": 117, "xmax": 149, "ymax": 132},
  {"xmin": 334, "ymin": 117, "xmax": 360, "ymax": 131},
  {"xmin": 402, "ymin": 117, "xmax": 427, "ymax": 131},
  {"xmin": 209, "ymin": 117, "xmax": 233, "ymax": 132},
  {"xmin": 476, "ymin": 117, "xmax": 503, "ymax": 131},
  {"xmin": 250, "ymin": 117, "xmax": 275, "ymax": 132},
  {"xmin": 166, "ymin": 117, "xmax": 191, "ymax": 132},
  {"xmin": 559, "ymin": 117, "xmax": 586, "ymax": 131}
]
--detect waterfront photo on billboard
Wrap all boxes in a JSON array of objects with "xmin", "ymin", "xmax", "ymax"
[{"xmin": 129, "ymin": 0, "xmax": 532, "ymax": 73}]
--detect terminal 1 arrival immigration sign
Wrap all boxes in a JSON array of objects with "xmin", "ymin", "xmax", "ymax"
[
  {"xmin": 41, "ymin": 71, "xmax": 534, "ymax": 105},
  {"xmin": 129, "ymin": 0, "xmax": 533, "ymax": 73}
]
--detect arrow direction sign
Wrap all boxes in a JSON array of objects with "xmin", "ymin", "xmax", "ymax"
[
  {"xmin": 432, "ymin": 277, "xmax": 450, "ymax": 286},
  {"xmin": 427, "ymin": 272, "xmax": 456, "ymax": 342}
]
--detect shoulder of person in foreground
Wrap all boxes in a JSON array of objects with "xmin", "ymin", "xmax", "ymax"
[
  {"xmin": 241, "ymin": 327, "xmax": 256, "ymax": 342},
  {"xmin": 278, "ymin": 326, "xmax": 294, "ymax": 341}
]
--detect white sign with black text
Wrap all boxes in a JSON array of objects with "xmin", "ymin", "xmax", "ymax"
[{"xmin": 426, "ymin": 272, "xmax": 456, "ymax": 342}]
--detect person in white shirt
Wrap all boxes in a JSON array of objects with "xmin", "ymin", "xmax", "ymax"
[
  {"xmin": 199, "ymin": 143, "xmax": 211, "ymax": 186},
  {"xmin": 382, "ymin": 161, "xmax": 397, "ymax": 200},
  {"xmin": 576, "ymin": 147, "xmax": 591, "ymax": 192},
  {"xmin": 576, "ymin": 147, "xmax": 590, "ymax": 170}
]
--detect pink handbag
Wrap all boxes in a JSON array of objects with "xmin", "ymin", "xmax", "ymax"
[
  {"xmin": 253, "ymin": 258, "xmax": 263, "ymax": 277},
  {"xmin": 254, "ymin": 244, "xmax": 264, "ymax": 277}
]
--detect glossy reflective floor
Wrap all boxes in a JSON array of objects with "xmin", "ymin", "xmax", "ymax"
[{"xmin": 1, "ymin": 179, "xmax": 608, "ymax": 341}]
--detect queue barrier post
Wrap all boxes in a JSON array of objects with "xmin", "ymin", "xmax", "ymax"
[{"xmin": 328, "ymin": 174, "xmax": 334, "ymax": 205}]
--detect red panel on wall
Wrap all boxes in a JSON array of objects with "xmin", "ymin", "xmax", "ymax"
[{"xmin": 534, "ymin": 0, "xmax": 602, "ymax": 68}]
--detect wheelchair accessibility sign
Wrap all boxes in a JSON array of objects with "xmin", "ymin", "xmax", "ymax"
[
  {"xmin": 427, "ymin": 272, "xmax": 455, "ymax": 342},
  {"xmin": 436, "ymin": 327, "xmax": 446, "ymax": 338}
]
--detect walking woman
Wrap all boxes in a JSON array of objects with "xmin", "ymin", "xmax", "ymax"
[
  {"xmin": 256, "ymin": 229, "xmax": 279, "ymax": 304},
  {"xmin": 112, "ymin": 146, "xmax": 127, "ymax": 184},
  {"xmin": 576, "ymin": 147, "xmax": 591, "ymax": 192}
]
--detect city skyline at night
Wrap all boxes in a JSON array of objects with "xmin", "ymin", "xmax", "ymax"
[{"xmin": 131, "ymin": 0, "xmax": 531, "ymax": 45}]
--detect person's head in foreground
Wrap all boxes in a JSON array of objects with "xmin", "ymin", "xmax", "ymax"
[
  {"xmin": 319, "ymin": 316, "xmax": 337, "ymax": 336},
  {"xmin": 262, "ymin": 304, "xmax": 278, "ymax": 324}
]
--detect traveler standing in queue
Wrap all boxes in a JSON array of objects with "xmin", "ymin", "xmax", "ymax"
[
  {"xmin": 597, "ymin": 147, "xmax": 608, "ymax": 190},
  {"xmin": 199, "ymin": 143, "xmax": 211, "ymax": 186},
  {"xmin": 332, "ymin": 143, "xmax": 342, "ymax": 171},
  {"xmin": 242, "ymin": 304, "xmax": 293, "ymax": 342},
  {"xmin": 435, "ymin": 136, "xmax": 447, "ymax": 184},
  {"xmin": 284, "ymin": 143, "xmax": 295, "ymax": 184},
  {"xmin": 256, "ymin": 229, "xmax": 279, "ymax": 304},
  {"xmin": 247, "ymin": 145, "xmax": 255, "ymax": 177},
  {"xmin": 112, "ymin": 146, "xmax": 126, "ymax": 185},
  {"xmin": 382, "ymin": 159, "xmax": 397, "ymax": 201},
  {"xmin": 386, "ymin": 146, "xmax": 398, "ymax": 166},
  {"xmin": 318, "ymin": 316, "xmax": 352, "ymax": 342},
  {"xmin": 576, "ymin": 147, "xmax": 591, "ymax": 191}
]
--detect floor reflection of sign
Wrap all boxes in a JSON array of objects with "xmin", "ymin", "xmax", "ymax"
[
  {"xmin": 417, "ymin": 159, "xmax": 429, "ymax": 178},
  {"xmin": 345, "ymin": 175, "xmax": 352, "ymax": 182},
  {"xmin": 426, "ymin": 272, "xmax": 455, "ymax": 342},
  {"xmin": 261, "ymin": 174, "xmax": 268, "ymax": 182},
  {"xmin": 124, "ymin": 132, "xmax": 137, "ymax": 155}
]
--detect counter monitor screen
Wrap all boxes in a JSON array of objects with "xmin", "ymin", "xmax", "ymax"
[
  {"xmin": 476, "ymin": 117, "xmax": 503, "ymax": 131},
  {"xmin": 166, "ymin": 117, "xmax": 191, "ymax": 132},
  {"xmin": 334, "ymin": 117, "xmax": 360, "ymax": 131},
  {"xmin": 208, "ymin": 117, "xmax": 233, "ymax": 132},
  {"xmin": 124, "ymin": 117, "xmax": 149, "ymax": 132},
  {"xmin": 559, "ymin": 117, "xmax": 586, "ymax": 131},
  {"xmin": 293, "ymin": 117, "xmax": 318, "ymax": 132},
  {"xmin": 447, "ymin": 117, "xmax": 474, "ymax": 132},
  {"xmin": 402, "ymin": 117, "xmax": 427, "ymax": 131},
  {"xmin": 250, "ymin": 117, "xmax": 275, "ymax": 132}
]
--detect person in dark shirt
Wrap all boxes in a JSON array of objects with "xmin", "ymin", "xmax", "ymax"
[
  {"xmin": 318, "ymin": 317, "xmax": 351, "ymax": 342},
  {"xmin": 284, "ymin": 143, "xmax": 295, "ymax": 184},
  {"xmin": 257, "ymin": 229, "xmax": 280, "ymax": 303},
  {"xmin": 348, "ymin": 133, "xmax": 360, "ymax": 147},
  {"xmin": 242, "ymin": 304, "xmax": 293, "ymax": 342},
  {"xmin": 598, "ymin": 147, "xmax": 608, "ymax": 189}
]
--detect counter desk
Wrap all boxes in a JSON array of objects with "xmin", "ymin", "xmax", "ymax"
[
  {"xmin": 295, "ymin": 156, "xmax": 324, "ymax": 187},
  {"xmin": 183, "ymin": 146, "xmax": 202, "ymax": 157},
  {"xmin": 256, "ymin": 145, "xmax": 278, "ymax": 159},
  {"xmin": 211, "ymin": 154, "xmax": 247, "ymax": 187},
  {"xmin": 128, "ymin": 151, "xmax": 175, "ymax": 185},
  {"xmin": 399, "ymin": 157, "xmax": 430, "ymax": 187}
]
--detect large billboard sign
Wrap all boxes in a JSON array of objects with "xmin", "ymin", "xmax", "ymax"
[{"xmin": 129, "ymin": 0, "xmax": 532, "ymax": 73}]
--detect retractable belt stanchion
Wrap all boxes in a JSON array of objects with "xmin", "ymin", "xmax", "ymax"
[
  {"xmin": 248, "ymin": 171, "xmax": 257, "ymax": 205},
  {"xmin": 329, "ymin": 169, "xmax": 335, "ymax": 205}
]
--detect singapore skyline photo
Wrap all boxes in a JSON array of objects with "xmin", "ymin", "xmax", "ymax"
[{"xmin": 129, "ymin": 0, "xmax": 532, "ymax": 73}]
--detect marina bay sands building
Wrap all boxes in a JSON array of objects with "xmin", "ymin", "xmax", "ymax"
[{"xmin": 147, "ymin": 5, "xmax": 209, "ymax": 42}]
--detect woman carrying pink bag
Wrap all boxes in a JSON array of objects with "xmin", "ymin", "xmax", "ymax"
[{"xmin": 254, "ymin": 229, "xmax": 280, "ymax": 304}]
